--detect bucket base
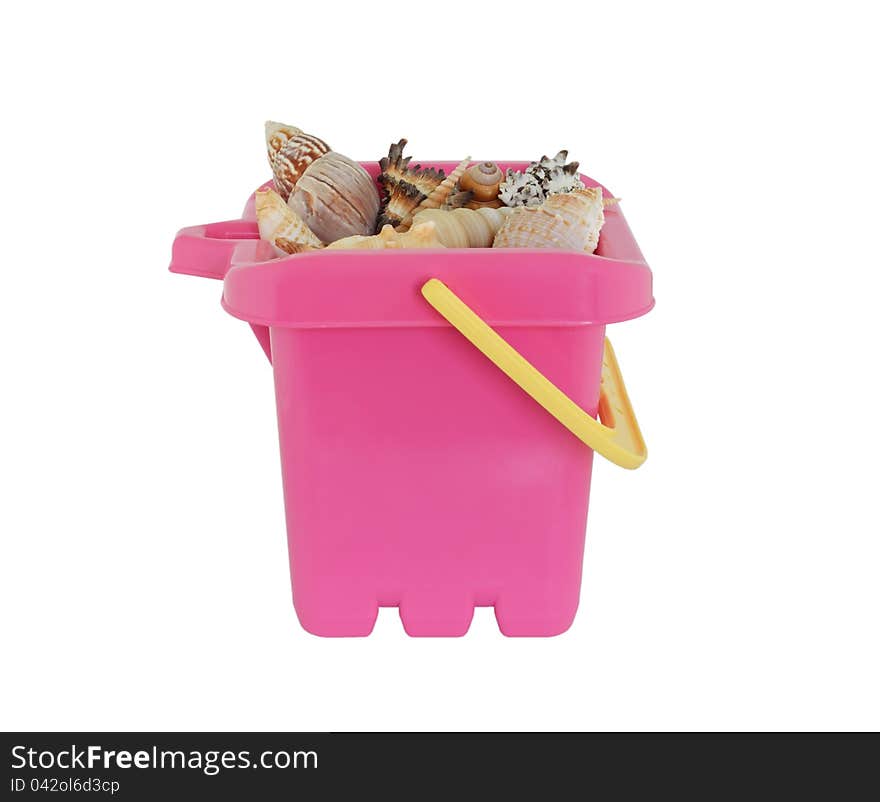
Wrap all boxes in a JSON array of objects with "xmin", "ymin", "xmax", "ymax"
[{"xmin": 293, "ymin": 594, "xmax": 579, "ymax": 638}]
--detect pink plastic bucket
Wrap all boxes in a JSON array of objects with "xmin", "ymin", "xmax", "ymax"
[{"xmin": 170, "ymin": 162, "xmax": 653, "ymax": 636}]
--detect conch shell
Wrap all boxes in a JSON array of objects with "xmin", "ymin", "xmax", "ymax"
[
  {"xmin": 327, "ymin": 221, "xmax": 444, "ymax": 250},
  {"xmin": 376, "ymin": 139, "xmax": 445, "ymax": 229},
  {"xmin": 398, "ymin": 157, "xmax": 471, "ymax": 230},
  {"xmin": 493, "ymin": 187, "xmax": 605, "ymax": 252},
  {"xmin": 409, "ymin": 207, "xmax": 515, "ymax": 248},
  {"xmin": 460, "ymin": 161, "xmax": 504, "ymax": 209},
  {"xmin": 289, "ymin": 152, "xmax": 381, "ymax": 243},
  {"xmin": 265, "ymin": 121, "xmax": 330, "ymax": 201},
  {"xmin": 255, "ymin": 188, "xmax": 323, "ymax": 255}
]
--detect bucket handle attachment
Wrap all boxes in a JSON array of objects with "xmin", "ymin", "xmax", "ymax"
[{"xmin": 421, "ymin": 278, "xmax": 647, "ymax": 469}]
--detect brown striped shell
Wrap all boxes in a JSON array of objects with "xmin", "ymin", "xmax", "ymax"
[
  {"xmin": 288, "ymin": 152, "xmax": 381, "ymax": 243},
  {"xmin": 265, "ymin": 121, "xmax": 330, "ymax": 201},
  {"xmin": 265, "ymin": 121, "xmax": 298, "ymax": 164}
]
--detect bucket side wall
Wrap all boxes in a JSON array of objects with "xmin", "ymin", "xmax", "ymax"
[{"xmin": 270, "ymin": 323, "xmax": 606, "ymax": 637}]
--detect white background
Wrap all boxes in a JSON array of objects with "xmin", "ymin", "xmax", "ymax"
[{"xmin": 1, "ymin": 0, "xmax": 878, "ymax": 732}]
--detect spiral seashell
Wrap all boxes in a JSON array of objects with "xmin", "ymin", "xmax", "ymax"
[
  {"xmin": 265, "ymin": 121, "xmax": 299, "ymax": 164},
  {"xmin": 460, "ymin": 162, "xmax": 504, "ymax": 209},
  {"xmin": 265, "ymin": 121, "xmax": 331, "ymax": 201},
  {"xmin": 326, "ymin": 221, "xmax": 444, "ymax": 250},
  {"xmin": 398, "ymin": 157, "xmax": 471, "ymax": 231},
  {"xmin": 408, "ymin": 206, "xmax": 515, "ymax": 248},
  {"xmin": 255, "ymin": 187, "xmax": 323, "ymax": 255},
  {"xmin": 288, "ymin": 152, "xmax": 381, "ymax": 243},
  {"xmin": 493, "ymin": 187, "xmax": 605, "ymax": 252}
]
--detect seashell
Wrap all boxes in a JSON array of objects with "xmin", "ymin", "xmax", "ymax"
[
  {"xmin": 274, "ymin": 238, "xmax": 321, "ymax": 255},
  {"xmin": 493, "ymin": 187, "xmax": 605, "ymax": 252},
  {"xmin": 378, "ymin": 139, "xmax": 445, "ymax": 197},
  {"xmin": 265, "ymin": 121, "xmax": 299, "ymax": 164},
  {"xmin": 460, "ymin": 162, "xmax": 504, "ymax": 209},
  {"xmin": 400, "ymin": 165, "xmax": 445, "ymax": 199},
  {"xmin": 544, "ymin": 188, "xmax": 604, "ymax": 252},
  {"xmin": 255, "ymin": 187, "xmax": 323, "ymax": 255},
  {"xmin": 409, "ymin": 206, "xmax": 515, "ymax": 248},
  {"xmin": 535, "ymin": 150, "xmax": 580, "ymax": 176},
  {"xmin": 440, "ymin": 187, "xmax": 473, "ymax": 210},
  {"xmin": 326, "ymin": 225, "xmax": 397, "ymax": 251},
  {"xmin": 376, "ymin": 139, "xmax": 446, "ymax": 230},
  {"xmin": 265, "ymin": 121, "xmax": 331, "ymax": 201},
  {"xmin": 499, "ymin": 149, "xmax": 584, "ymax": 207},
  {"xmin": 377, "ymin": 179, "xmax": 424, "ymax": 230},
  {"xmin": 398, "ymin": 157, "xmax": 471, "ymax": 230},
  {"xmin": 499, "ymin": 169, "xmax": 543, "ymax": 207},
  {"xmin": 289, "ymin": 152, "xmax": 381, "ymax": 243},
  {"xmin": 543, "ymin": 168, "xmax": 584, "ymax": 196},
  {"xmin": 326, "ymin": 221, "xmax": 444, "ymax": 250},
  {"xmin": 377, "ymin": 139, "xmax": 413, "ymax": 187},
  {"xmin": 397, "ymin": 221, "xmax": 444, "ymax": 249}
]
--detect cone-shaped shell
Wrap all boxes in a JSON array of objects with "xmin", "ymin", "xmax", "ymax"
[
  {"xmin": 289, "ymin": 152, "xmax": 380, "ymax": 243},
  {"xmin": 265, "ymin": 121, "xmax": 331, "ymax": 200},
  {"xmin": 326, "ymin": 221, "xmax": 444, "ymax": 250},
  {"xmin": 492, "ymin": 187, "xmax": 605, "ymax": 252},
  {"xmin": 255, "ymin": 188, "xmax": 323, "ymax": 255},
  {"xmin": 409, "ymin": 207, "xmax": 515, "ymax": 248}
]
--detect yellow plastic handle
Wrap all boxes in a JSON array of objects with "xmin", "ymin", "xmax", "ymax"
[{"xmin": 421, "ymin": 278, "xmax": 647, "ymax": 469}]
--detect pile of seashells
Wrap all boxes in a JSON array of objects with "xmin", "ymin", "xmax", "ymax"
[{"xmin": 258, "ymin": 121, "xmax": 612, "ymax": 255}]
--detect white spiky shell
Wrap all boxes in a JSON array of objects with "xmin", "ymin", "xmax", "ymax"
[
  {"xmin": 492, "ymin": 187, "xmax": 605, "ymax": 252},
  {"xmin": 255, "ymin": 188, "xmax": 323, "ymax": 255},
  {"xmin": 326, "ymin": 222, "xmax": 444, "ymax": 250},
  {"xmin": 408, "ymin": 206, "xmax": 515, "ymax": 248},
  {"xmin": 289, "ymin": 152, "xmax": 380, "ymax": 243},
  {"xmin": 265, "ymin": 121, "xmax": 331, "ymax": 201}
]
